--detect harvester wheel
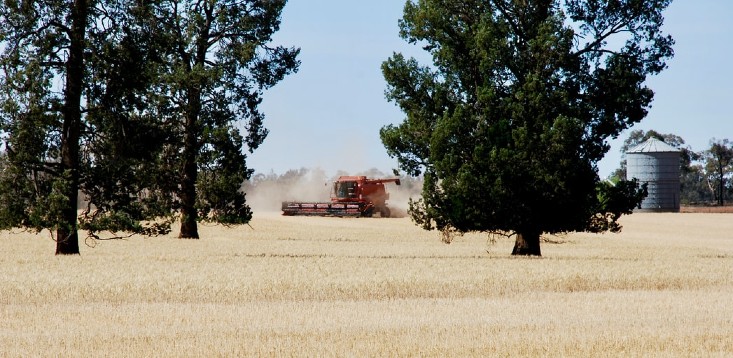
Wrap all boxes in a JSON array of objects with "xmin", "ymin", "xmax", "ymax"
[{"xmin": 379, "ymin": 206, "xmax": 391, "ymax": 218}]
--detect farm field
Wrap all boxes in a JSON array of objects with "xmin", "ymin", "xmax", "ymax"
[{"xmin": 2, "ymin": 212, "xmax": 733, "ymax": 357}]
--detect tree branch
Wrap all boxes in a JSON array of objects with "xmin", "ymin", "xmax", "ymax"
[{"xmin": 573, "ymin": 19, "xmax": 629, "ymax": 58}]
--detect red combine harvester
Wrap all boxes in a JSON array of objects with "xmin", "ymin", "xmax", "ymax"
[{"xmin": 282, "ymin": 176, "xmax": 401, "ymax": 217}]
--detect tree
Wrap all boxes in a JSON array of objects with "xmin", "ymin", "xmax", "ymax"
[
  {"xmin": 147, "ymin": 0, "xmax": 300, "ymax": 238},
  {"xmin": 704, "ymin": 139, "xmax": 733, "ymax": 206},
  {"xmin": 680, "ymin": 162, "xmax": 708, "ymax": 205},
  {"xmin": 0, "ymin": 0, "xmax": 170, "ymax": 254},
  {"xmin": 678, "ymin": 151, "xmax": 706, "ymax": 205},
  {"xmin": 381, "ymin": 0, "xmax": 673, "ymax": 255}
]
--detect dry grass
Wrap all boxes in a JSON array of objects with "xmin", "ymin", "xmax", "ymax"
[{"xmin": 2, "ymin": 212, "xmax": 733, "ymax": 357}]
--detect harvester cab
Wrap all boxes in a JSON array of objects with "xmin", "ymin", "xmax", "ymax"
[
  {"xmin": 333, "ymin": 180, "xmax": 358, "ymax": 200},
  {"xmin": 282, "ymin": 176, "xmax": 401, "ymax": 217}
]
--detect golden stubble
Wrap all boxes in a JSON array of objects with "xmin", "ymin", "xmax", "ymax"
[{"xmin": 2, "ymin": 213, "xmax": 732, "ymax": 357}]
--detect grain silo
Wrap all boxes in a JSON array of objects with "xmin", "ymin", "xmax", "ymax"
[{"xmin": 626, "ymin": 137, "xmax": 681, "ymax": 212}]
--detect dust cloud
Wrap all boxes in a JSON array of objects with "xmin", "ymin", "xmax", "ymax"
[
  {"xmin": 243, "ymin": 168, "xmax": 331, "ymax": 213},
  {"xmin": 383, "ymin": 180, "xmax": 420, "ymax": 218}
]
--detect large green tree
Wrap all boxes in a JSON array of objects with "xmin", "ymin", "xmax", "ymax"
[
  {"xmin": 381, "ymin": 0, "xmax": 673, "ymax": 255},
  {"xmin": 148, "ymin": 0, "xmax": 300, "ymax": 238},
  {"xmin": 0, "ymin": 0, "xmax": 170, "ymax": 254}
]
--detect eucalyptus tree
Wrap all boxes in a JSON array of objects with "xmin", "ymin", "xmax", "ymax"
[
  {"xmin": 148, "ymin": 0, "xmax": 299, "ymax": 238},
  {"xmin": 704, "ymin": 139, "xmax": 733, "ymax": 206},
  {"xmin": 381, "ymin": 0, "xmax": 674, "ymax": 255}
]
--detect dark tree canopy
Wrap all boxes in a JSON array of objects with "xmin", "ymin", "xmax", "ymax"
[
  {"xmin": 147, "ymin": 0, "xmax": 300, "ymax": 238},
  {"xmin": 0, "ymin": 0, "xmax": 171, "ymax": 254},
  {"xmin": 0, "ymin": 0, "xmax": 298, "ymax": 253},
  {"xmin": 382, "ymin": 0, "xmax": 673, "ymax": 255}
]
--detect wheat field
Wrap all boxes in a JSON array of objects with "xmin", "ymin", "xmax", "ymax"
[{"xmin": 2, "ymin": 212, "xmax": 732, "ymax": 357}]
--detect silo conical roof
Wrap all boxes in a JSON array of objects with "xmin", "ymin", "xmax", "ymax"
[{"xmin": 627, "ymin": 137, "xmax": 680, "ymax": 153}]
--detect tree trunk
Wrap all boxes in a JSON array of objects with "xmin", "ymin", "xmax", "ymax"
[
  {"xmin": 56, "ymin": 0, "xmax": 88, "ymax": 255},
  {"xmin": 178, "ymin": 124, "xmax": 199, "ymax": 239},
  {"xmin": 179, "ymin": 87, "xmax": 200, "ymax": 239},
  {"xmin": 512, "ymin": 231, "xmax": 541, "ymax": 256},
  {"xmin": 56, "ymin": 224, "xmax": 80, "ymax": 255},
  {"xmin": 178, "ymin": 23, "xmax": 210, "ymax": 239},
  {"xmin": 719, "ymin": 165, "xmax": 725, "ymax": 206}
]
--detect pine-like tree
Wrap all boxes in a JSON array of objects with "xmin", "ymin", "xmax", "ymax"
[{"xmin": 382, "ymin": 0, "xmax": 674, "ymax": 255}]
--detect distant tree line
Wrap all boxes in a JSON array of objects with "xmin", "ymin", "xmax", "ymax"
[{"xmin": 610, "ymin": 130, "xmax": 733, "ymax": 206}]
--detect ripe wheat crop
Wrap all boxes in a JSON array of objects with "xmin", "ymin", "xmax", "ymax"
[{"xmin": 2, "ymin": 213, "xmax": 732, "ymax": 356}]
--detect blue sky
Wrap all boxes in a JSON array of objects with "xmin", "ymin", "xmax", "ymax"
[{"xmin": 252, "ymin": 0, "xmax": 733, "ymax": 179}]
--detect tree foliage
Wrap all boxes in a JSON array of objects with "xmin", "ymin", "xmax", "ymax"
[
  {"xmin": 0, "ymin": 0, "xmax": 299, "ymax": 253},
  {"xmin": 704, "ymin": 138, "xmax": 733, "ymax": 206},
  {"xmin": 145, "ymin": 0, "xmax": 300, "ymax": 238},
  {"xmin": 382, "ymin": 0, "xmax": 673, "ymax": 255},
  {"xmin": 0, "ymin": 0, "xmax": 172, "ymax": 254}
]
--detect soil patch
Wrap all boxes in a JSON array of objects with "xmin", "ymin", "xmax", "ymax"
[{"xmin": 680, "ymin": 205, "xmax": 733, "ymax": 213}]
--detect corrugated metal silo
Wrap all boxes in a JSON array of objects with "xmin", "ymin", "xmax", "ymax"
[{"xmin": 626, "ymin": 138, "xmax": 681, "ymax": 212}]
